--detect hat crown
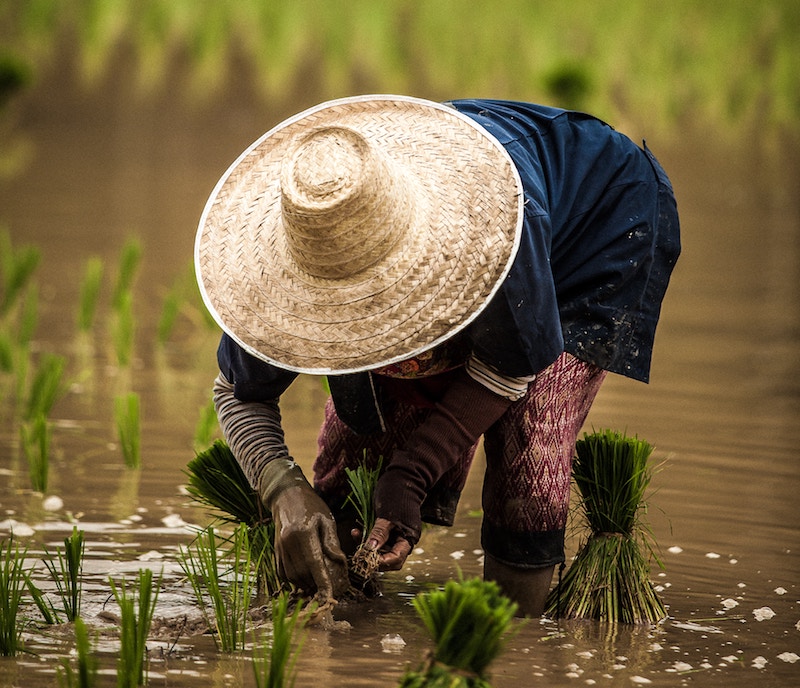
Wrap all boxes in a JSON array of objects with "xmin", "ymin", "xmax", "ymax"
[{"xmin": 279, "ymin": 126, "xmax": 411, "ymax": 279}]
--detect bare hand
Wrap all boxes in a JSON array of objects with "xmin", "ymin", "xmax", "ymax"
[{"xmin": 364, "ymin": 517, "xmax": 413, "ymax": 571}]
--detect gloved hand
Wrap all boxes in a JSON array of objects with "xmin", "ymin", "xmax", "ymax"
[
  {"xmin": 370, "ymin": 368, "xmax": 513, "ymax": 565},
  {"xmin": 259, "ymin": 459, "xmax": 349, "ymax": 599}
]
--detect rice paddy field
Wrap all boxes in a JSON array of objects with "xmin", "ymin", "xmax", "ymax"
[{"xmin": 0, "ymin": 3, "xmax": 798, "ymax": 686}]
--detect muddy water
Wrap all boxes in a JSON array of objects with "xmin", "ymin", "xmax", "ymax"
[{"xmin": 1, "ymin": 54, "xmax": 799, "ymax": 687}]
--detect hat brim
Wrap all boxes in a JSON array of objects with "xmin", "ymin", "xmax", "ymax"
[{"xmin": 195, "ymin": 95, "xmax": 523, "ymax": 374}]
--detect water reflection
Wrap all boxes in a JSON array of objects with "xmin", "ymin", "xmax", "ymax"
[{"xmin": 0, "ymin": 19, "xmax": 798, "ymax": 688}]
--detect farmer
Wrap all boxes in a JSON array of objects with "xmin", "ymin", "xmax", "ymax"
[{"xmin": 194, "ymin": 95, "xmax": 680, "ymax": 617}]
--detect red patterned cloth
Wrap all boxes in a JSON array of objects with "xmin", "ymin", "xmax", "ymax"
[{"xmin": 313, "ymin": 351, "xmax": 606, "ymax": 567}]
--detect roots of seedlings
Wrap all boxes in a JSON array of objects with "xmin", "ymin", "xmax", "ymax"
[{"xmin": 348, "ymin": 544, "xmax": 381, "ymax": 594}]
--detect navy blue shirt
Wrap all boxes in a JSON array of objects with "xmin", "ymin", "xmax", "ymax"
[
  {"xmin": 217, "ymin": 100, "xmax": 680, "ymax": 428},
  {"xmin": 453, "ymin": 99, "xmax": 680, "ymax": 380}
]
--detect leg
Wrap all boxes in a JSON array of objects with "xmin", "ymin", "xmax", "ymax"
[
  {"xmin": 481, "ymin": 352, "xmax": 606, "ymax": 617},
  {"xmin": 484, "ymin": 555, "xmax": 555, "ymax": 618}
]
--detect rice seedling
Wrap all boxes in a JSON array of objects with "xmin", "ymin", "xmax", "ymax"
[
  {"xmin": 76, "ymin": 256, "xmax": 103, "ymax": 333},
  {"xmin": 0, "ymin": 227, "xmax": 40, "ymax": 317},
  {"xmin": 192, "ymin": 396, "xmax": 219, "ymax": 452},
  {"xmin": 344, "ymin": 455, "xmax": 382, "ymax": 590},
  {"xmin": 56, "ymin": 617, "xmax": 99, "ymax": 688},
  {"xmin": 24, "ymin": 352, "xmax": 66, "ymax": 421},
  {"xmin": 109, "ymin": 567, "xmax": 160, "ymax": 688},
  {"xmin": 112, "ymin": 290, "xmax": 135, "ymax": 367},
  {"xmin": 42, "ymin": 526, "xmax": 85, "ymax": 622},
  {"xmin": 399, "ymin": 577, "xmax": 518, "ymax": 687},
  {"xmin": 114, "ymin": 392, "xmax": 141, "ymax": 469},
  {"xmin": 156, "ymin": 265, "xmax": 200, "ymax": 345},
  {"xmin": 20, "ymin": 412, "xmax": 50, "ymax": 493},
  {"xmin": 156, "ymin": 286, "xmax": 182, "ymax": 345},
  {"xmin": 179, "ymin": 524, "xmax": 257, "ymax": 653},
  {"xmin": 16, "ymin": 279, "xmax": 38, "ymax": 348},
  {"xmin": 252, "ymin": 593, "xmax": 314, "ymax": 688},
  {"xmin": 0, "ymin": 537, "xmax": 29, "ymax": 656},
  {"xmin": 544, "ymin": 429, "xmax": 667, "ymax": 624},
  {"xmin": 0, "ymin": 330, "xmax": 12, "ymax": 372},
  {"xmin": 185, "ymin": 440, "xmax": 282, "ymax": 598},
  {"xmin": 111, "ymin": 236, "xmax": 142, "ymax": 311},
  {"xmin": 26, "ymin": 576, "xmax": 61, "ymax": 625}
]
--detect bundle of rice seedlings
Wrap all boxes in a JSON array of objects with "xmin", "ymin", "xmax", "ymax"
[
  {"xmin": 344, "ymin": 456, "xmax": 382, "ymax": 591},
  {"xmin": 42, "ymin": 526, "xmax": 85, "ymax": 622},
  {"xmin": 544, "ymin": 429, "xmax": 667, "ymax": 624},
  {"xmin": 185, "ymin": 440, "xmax": 282, "ymax": 597},
  {"xmin": 109, "ymin": 568, "xmax": 160, "ymax": 688},
  {"xmin": 179, "ymin": 524, "xmax": 255, "ymax": 653},
  {"xmin": 399, "ymin": 577, "xmax": 517, "ymax": 687},
  {"xmin": 114, "ymin": 392, "xmax": 141, "ymax": 469},
  {"xmin": 252, "ymin": 593, "xmax": 314, "ymax": 688},
  {"xmin": 0, "ymin": 538, "xmax": 29, "ymax": 656},
  {"xmin": 56, "ymin": 617, "xmax": 99, "ymax": 688}
]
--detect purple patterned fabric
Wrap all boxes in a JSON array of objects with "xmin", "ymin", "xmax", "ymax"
[{"xmin": 313, "ymin": 351, "xmax": 606, "ymax": 565}]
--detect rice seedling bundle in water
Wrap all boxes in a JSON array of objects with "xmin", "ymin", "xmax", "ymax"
[
  {"xmin": 186, "ymin": 440, "xmax": 281, "ymax": 597},
  {"xmin": 180, "ymin": 524, "xmax": 256, "ymax": 653},
  {"xmin": 0, "ymin": 538, "xmax": 29, "ymax": 656},
  {"xmin": 545, "ymin": 429, "xmax": 667, "ymax": 624},
  {"xmin": 114, "ymin": 392, "xmax": 141, "ymax": 469},
  {"xmin": 110, "ymin": 568, "xmax": 160, "ymax": 687},
  {"xmin": 399, "ymin": 577, "xmax": 517, "ymax": 687},
  {"xmin": 42, "ymin": 526, "xmax": 85, "ymax": 622},
  {"xmin": 253, "ymin": 593, "xmax": 314, "ymax": 688},
  {"xmin": 56, "ymin": 617, "xmax": 99, "ymax": 688}
]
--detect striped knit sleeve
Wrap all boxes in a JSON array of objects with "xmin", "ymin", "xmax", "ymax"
[
  {"xmin": 212, "ymin": 373, "xmax": 296, "ymax": 491},
  {"xmin": 465, "ymin": 355, "xmax": 536, "ymax": 401}
]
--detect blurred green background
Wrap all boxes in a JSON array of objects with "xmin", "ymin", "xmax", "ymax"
[{"xmin": 1, "ymin": 0, "xmax": 798, "ymax": 141}]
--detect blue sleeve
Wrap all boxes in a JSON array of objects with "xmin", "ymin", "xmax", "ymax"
[{"xmin": 216, "ymin": 333, "xmax": 298, "ymax": 401}]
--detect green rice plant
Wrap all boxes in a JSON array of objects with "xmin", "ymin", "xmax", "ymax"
[
  {"xmin": 192, "ymin": 396, "xmax": 219, "ymax": 452},
  {"xmin": 156, "ymin": 287, "xmax": 181, "ymax": 345},
  {"xmin": 344, "ymin": 455, "xmax": 383, "ymax": 590},
  {"xmin": 114, "ymin": 392, "xmax": 141, "ymax": 469},
  {"xmin": 56, "ymin": 617, "xmax": 99, "ymax": 688},
  {"xmin": 26, "ymin": 576, "xmax": 60, "ymax": 625},
  {"xmin": 0, "ymin": 227, "xmax": 40, "ymax": 317},
  {"xmin": 111, "ymin": 237, "xmax": 142, "ymax": 311},
  {"xmin": 186, "ymin": 440, "xmax": 262, "ymax": 524},
  {"xmin": 0, "ymin": 538, "xmax": 29, "ymax": 656},
  {"xmin": 76, "ymin": 257, "xmax": 103, "ymax": 333},
  {"xmin": 185, "ymin": 440, "xmax": 282, "ymax": 598},
  {"xmin": 179, "ymin": 524, "xmax": 257, "ymax": 653},
  {"xmin": 156, "ymin": 265, "xmax": 200, "ymax": 345},
  {"xmin": 399, "ymin": 577, "xmax": 518, "ymax": 687},
  {"xmin": 109, "ymin": 568, "xmax": 160, "ymax": 688},
  {"xmin": 0, "ymin": 331, "xmax": 13, "ymax": 372},
  {"xmin": 24, "ymin": 352, "xmax": 66, "ymax": 421},
  {"xmin": 253, "ymin": 594, "xmax": 314, "ymax": 688},
  {"xmin": 111, "ymin": 290, "xmax": 135, "ymax": 367},
  {"xmin": 42, "ymin": 526, "xmax": 85, "ymax": 622},
  {"xmin": 20, "ymin": 412, "xmax": 50, "ymax": 493},
  {"xmin": 17, "ymin": 280, "xmax": 38, "ymax": 348},
  {"xmin": 345, "ymin": 455, "xmax": 382, "ymax": 539},
  {"xmin": 544, "ymin": 429, "xmax": 667, "ymax": 624}
]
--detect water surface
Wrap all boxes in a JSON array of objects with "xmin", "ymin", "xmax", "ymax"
[{"xmin": 0, "ymin": 53, "xmax": 798, "ymax": 688}]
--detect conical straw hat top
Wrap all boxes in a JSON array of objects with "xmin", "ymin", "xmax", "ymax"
[{"xmin": 195, "ymin": 95, "xmax": 524, "ymax": 374}]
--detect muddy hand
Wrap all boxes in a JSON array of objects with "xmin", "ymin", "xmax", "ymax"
[
  {"xmin": 365, "ymin": 517, "xmax": 413, "ymax": 571},
  {"xmin": 272, "ymin": 484, "xmax": 349, "ymax": 598}
]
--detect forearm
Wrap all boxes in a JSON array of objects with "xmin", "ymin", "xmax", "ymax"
[{"xmin": 212, "ymin": 373, "xmax": 294, "ymax": 492}]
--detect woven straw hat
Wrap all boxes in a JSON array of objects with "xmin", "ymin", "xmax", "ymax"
[{"xmin": 195, "ymin": 94, "xmax": 523, "ymax": 374}]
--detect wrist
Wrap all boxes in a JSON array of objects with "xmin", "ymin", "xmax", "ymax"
[
  {"xmin": 374, "ymin": 458, "xmax": 424, "ymax": 546},
  {"xmin": 258, "ymin": 458, "xmax": 310, "ymax": 509}
]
